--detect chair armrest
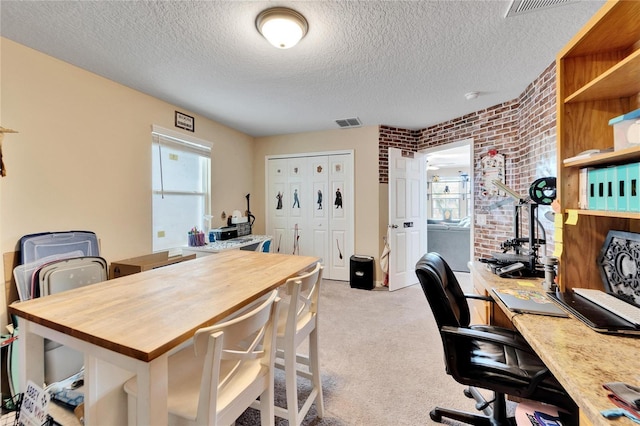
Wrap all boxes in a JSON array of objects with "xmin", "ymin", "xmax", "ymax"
[
  {"xmin": 463, "ymin": 293, "xmax": 494, "ymax": 303},
  {"xmin": 440, "ymin": 326, "xmax": 534, "ymax": 353}
]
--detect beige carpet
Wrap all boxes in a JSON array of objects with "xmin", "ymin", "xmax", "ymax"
[{"xmin": 237, "ymin": 273, "xmax": 500, "ymax": 425}]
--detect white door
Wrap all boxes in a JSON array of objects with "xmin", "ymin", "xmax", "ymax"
[
  {"xmin": 388, "ymin": 148, "xmax": 427, "ymax": 291},
  {"xmin": 267, "ymin": 159, "xmax": 289, "ymax": 254},
  {"xmin": 327, "ymin": 155, "xmax": 351, "ymax": 280},
  {"xmin": 265, "ymin": 151, "xmax": 354, "ymax": 280},
  {"xmin": 309, "ymin": 156, "xmax": 329, "ymax": 266}
]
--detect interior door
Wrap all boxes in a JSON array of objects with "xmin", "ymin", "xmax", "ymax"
[{"xmin": 388, "ymin": 148, "xmax": 427, "ymax": 291}]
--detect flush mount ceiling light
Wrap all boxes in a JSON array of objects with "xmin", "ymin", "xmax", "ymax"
[
  {"xmin": 464, "ymin": 91, "xmax": 479, "ymax": 100},
  {"xmin": 256, "ymin": 7, "xmax": 308, "ymax": 49}
]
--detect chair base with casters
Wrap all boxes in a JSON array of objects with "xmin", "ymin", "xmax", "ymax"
[
  {"xmin": 415, "ymin": 252, "xmax": 577, "ymax": 426},
  {"xmin": 252, "ymin": 262, "xmax": 324, "ymax": 426},
  {"xmin": 430, "ymin": 388, "xmax": 508, "ymax": 426}
]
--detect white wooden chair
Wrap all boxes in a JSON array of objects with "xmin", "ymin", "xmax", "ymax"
[
  {"xmin": 124, "ymin": 290, "xmax": 281, "ymax": 426},
  {"xmin": 253, "ymin": 262, "xmax": 324, "ymax": 425}
]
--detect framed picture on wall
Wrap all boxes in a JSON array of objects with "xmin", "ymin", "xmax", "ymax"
[{"xmin": 175, "ymin": 111, "xmax": 195, "ymax": 132}]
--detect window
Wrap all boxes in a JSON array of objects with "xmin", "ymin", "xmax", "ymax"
[
  {"xmin": 151, "ymin": 125, "xmax": 212, "ymax": 252},
  {"xmin": 428, "ymin": 175, "xmax": 470, "ymax": 221}
]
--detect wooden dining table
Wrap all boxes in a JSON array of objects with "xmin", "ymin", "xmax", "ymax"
[{"xmin": 9, "ymin": 250, "xmax": 319, "ymax": 425}]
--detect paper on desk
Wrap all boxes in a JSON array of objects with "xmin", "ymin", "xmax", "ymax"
[{"xmin": 517, "ymin": 281, "xmax": 536, "ymax": 288}]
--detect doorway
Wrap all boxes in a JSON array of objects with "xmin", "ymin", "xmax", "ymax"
[{"xmin": 421, "ymin": 139, "xmax": 473, "ymax": 272}]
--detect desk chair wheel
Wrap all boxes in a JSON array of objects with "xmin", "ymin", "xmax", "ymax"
[
  {"xmin": 430, "ymin": 409, "xmax": 442, "ymax": 422},
  {"xmin": 464, "ymin": 388, "xmax": 473, "ymax": 399},
  {"xmin": 429, "ymin": 407, "xmax": 493, "ymax": 425}
]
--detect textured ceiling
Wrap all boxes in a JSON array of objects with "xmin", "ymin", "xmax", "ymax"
[{"xmin": 1, "ymin": 1, "xmax": 605, "ymax": 137}]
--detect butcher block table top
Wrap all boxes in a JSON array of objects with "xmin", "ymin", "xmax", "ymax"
[{"xmin": 10, "ymin": 250, "xmax": 319, "ymax": 362}]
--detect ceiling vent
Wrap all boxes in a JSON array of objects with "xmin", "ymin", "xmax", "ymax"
[
  {"xmin": 505, "ymin": 0, "xmax": 575, "ymax": 18},
  {"xmin": 335, "ymin": 117, "xmax": 362, "ymax": 129}
]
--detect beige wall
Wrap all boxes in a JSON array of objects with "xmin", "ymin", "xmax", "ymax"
[
  {"xmin": 0, "ymin": 38, "xmax": 385, "ymax": 332},
  {"xmin": 0, "ymin": 38, "xmax": 255, "ymax": 327},
  {"xmin": 252, "ymin": 127, "xmax": 382, "ymax": 276}
]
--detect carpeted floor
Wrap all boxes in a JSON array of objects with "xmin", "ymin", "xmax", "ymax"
[{"xmin": 236, "ymin": 273, "xmax": 503, "ymax": 425}]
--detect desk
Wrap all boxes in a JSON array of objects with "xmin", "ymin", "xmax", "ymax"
[
  {"xmin": 10, "ymin": 250, "xmax": 318, "ymax": 425},
  {"xmin": 181, "ymin": 234, "xmax": 271, "ymax": 256},
  {"xmin": 471, "ymin": 261, "xmax": 640, "ymax": 426}
]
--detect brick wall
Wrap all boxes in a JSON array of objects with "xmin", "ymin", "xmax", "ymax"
[
  {"xmin": 378, "ymin": 127, "xmax": 420, "ymax": 183},
  {"xmin": 378, "ymin": 61, "xmax": 558, "ymax": 260}
]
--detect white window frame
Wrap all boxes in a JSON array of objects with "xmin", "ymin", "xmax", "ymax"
[{"xmin": 151, "ymin": 125, "xmax": 213, "ymax": 252}]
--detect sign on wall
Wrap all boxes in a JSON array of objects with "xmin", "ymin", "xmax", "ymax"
[{"xmin": 175, "ymin": 111, "xmax": 194, "ymax": 132}]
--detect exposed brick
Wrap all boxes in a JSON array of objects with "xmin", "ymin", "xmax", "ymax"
[{"xmin": 378, "ymin": 61, "xmax": 558, "ymax": 259}]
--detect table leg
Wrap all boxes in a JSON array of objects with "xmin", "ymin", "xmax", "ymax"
[
  {"xmin": 17, "ymin": 319, "xmax": 45, "ymax": 392},
  {"xmin": 130, "ymin": 355, "xmax": 168, "ymax": 425}
]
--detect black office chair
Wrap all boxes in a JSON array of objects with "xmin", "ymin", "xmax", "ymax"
[{"xmin": 415, "ymin": 252, "xmax": 575, "ymax": 425}]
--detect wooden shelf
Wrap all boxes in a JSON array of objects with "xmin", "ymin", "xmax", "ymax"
[
  {"xmin": 560, "ymin": 1, "xmax": 640, "ymax": 58},
  {"xmin": 556, "ymin": 0, "xmax": 640, "ymax": 295},
  {"xmin": 571, "ymin": 209, "xmax": 639, "ymax": 220},
  {"xmin": 564, "ymin": 49, "xmax": 640, "ymax": 104},
  {"xmin": 562, "ymin": 145, "xmax": 640, "ymax": 168}
]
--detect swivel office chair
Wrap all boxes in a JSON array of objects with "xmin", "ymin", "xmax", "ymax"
[{"xmin": 415, "ymin": 252, "xmax": 575, "ymax": 425}]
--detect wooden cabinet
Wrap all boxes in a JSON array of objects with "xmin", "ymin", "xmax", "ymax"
[{"xmin": 556, "ymin": 0, "xmax": 640, "ymax": 290}]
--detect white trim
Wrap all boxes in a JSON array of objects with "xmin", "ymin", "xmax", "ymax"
[
  {"xmin": 419, "ymin": 138, "xmax": 472, "ymax": 155},
  {"xmin": 420, "ymin": 138, "xmax": 475, "ymax": 269},
  {"xmin": 151, "ymin": 124, "xmax": 213, "ymax": 148},
  {"xmin": 265, "ymin": 149, "xmax": 353, "ymax": 161}
]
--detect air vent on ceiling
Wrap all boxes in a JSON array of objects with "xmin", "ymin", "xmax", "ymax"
[
  {"xmin": 335, "ymin": 117, "xmax": 362, "ymax": 129},
  {"xmin": 505, "ymin": 0, "xmax": 575, "ymax": 18}
]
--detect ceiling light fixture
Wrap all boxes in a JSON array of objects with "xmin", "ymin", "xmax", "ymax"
[
  {"xmin": 256, "ymin": 7, "xmax": 308, "ymax": 49},
  {"xmin": 464, "ymin": 91, "xmax": 479, "ymax": 100}
]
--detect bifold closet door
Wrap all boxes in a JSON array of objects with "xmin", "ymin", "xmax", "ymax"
[
  {"xmin": 266, "ymin": 153, "xmax": 353, "ymax": 281},
  {"xmin": 326, "ymin": 155, "xmax": 351, "ymax": 281}
]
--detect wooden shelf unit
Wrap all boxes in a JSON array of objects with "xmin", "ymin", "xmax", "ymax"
[{"xmin": 556, "ymin": 0, "xmax": 640, "ymax": 291}]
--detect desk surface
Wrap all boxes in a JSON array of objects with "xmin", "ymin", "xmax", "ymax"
[
  {"xmin": 182, "ymin": 234, "xmax": 271, "ymax": 254},
  {"xmin": 10, "ymin": 250, "xmax": 318, "ymax": 362},
  {"xmin": 472, "ymin": 261, "xmax": 640, "ymax": 426}
]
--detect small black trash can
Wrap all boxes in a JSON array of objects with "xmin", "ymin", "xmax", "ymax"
[{"xmin": 350, "ymin": 255, "xmax": 375, "ymax": 290}]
